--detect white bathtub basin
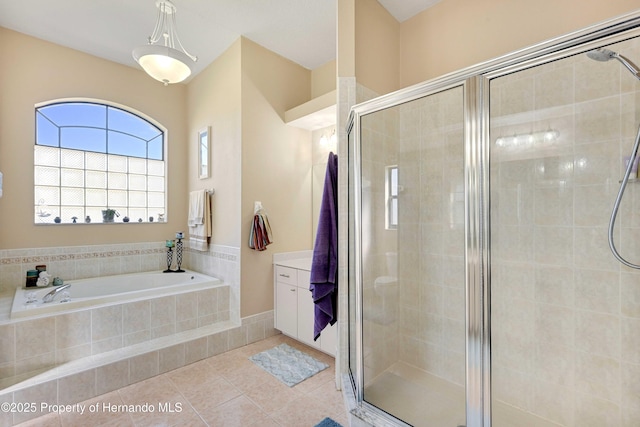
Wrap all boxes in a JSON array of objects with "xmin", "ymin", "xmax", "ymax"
[{"xmin": 10, "ymin": 270, "xmax": 221, "ymax": 319}]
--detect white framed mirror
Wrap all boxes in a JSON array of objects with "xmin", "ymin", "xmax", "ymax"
[{"xmin": 198, "ymin": 126, "xmax": 210, "ymax": 179}]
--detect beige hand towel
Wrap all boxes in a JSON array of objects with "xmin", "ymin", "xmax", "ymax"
[{"xmin": 188, "ymin": 190, "xmax": 212, "ymax": 251}]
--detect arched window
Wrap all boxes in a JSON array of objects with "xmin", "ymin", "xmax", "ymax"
[{"xmin": 34, "ymin": 100, "xmax": 166, "ymax": 224}]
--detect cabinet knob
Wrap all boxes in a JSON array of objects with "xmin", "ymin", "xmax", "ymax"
[
  {"xmin": 279, "ymin": 274, "xmax": 290, "ymax": 278},
  {"xmin": 290, "ymin": 288, "xmax": 296, "ymax": 292}
]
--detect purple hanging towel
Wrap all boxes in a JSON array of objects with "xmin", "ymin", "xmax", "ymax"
[{"xmin": 310, "ymin": 152, "xmax": 338, "ymax": 340}]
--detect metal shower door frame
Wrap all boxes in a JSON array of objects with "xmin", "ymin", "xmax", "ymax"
[{"xmin": 346, "ymin": 10, "xmax": 640, "ymax": 427}]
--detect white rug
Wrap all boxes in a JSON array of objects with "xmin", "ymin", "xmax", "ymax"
[{"xmin": 249, "ymin": 343, "xmax": 328, "ymax": 387}]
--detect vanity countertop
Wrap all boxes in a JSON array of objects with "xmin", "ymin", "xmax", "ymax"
[
  {"xmin": 273, "ymin": 250, "xmax": 313, "ymax": 271},
  {"xmin": 274, "ymin": 257, "xmax": 312, "ymax": 271}
]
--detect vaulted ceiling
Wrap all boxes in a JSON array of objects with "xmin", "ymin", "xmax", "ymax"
[{"xmin": 0, "ymin": 0, "xmax": 441, "ymax": 80}]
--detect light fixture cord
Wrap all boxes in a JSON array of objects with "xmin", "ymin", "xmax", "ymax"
[{"xmin": 169, "ymin": 11, "xmax": 197, "ymax": 61}]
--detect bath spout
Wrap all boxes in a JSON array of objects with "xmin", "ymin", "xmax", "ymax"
[{"xmin": 42, "ymin": 283, "xmax": 71, "ymax": 303}]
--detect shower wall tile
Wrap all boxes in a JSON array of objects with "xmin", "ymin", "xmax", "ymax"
[
  {"xmin": 573, "ymin": 142, "xmax": 620, "ymax": 186},
  {"xmin": 395, "ymin": 86, "xmax": 466, "ymax": 385},
  {"xmin": 533, "ymin": 225, "xmax": 574, "ymax": 265},
  {"xmin": 534, "ymin": 265, "xmax": 574, "ymax": 306},
  {"xmin": 534, "ymin": 342, "xmax": 575, "ymax": 388},
  {"xmin": 575, "ymin": 351, "xmax": 620, "ymax": 402},
  {"xmin": 492, "ymin": 367, "xmax": 534, "ymax": 413},
  {"xmin": 574, "ymin": 227, "xmax": 620, "ymax": 271},
  {"xmin": 575, "ymin": 55, "xmax": 620, "ymax": 103},
  {"xmin": 621, "ymin": 317, "xmax": 640, "ymax": 364},
  {"xmin": 419, "ymin": 284, "xmax": 443, "ymax": 315},
  {"xmin": 621, "ymin": 361, "xmax": 640, "ymax": 410},
  {"xmin": 534, "ymin": 63, "xmax": 575, "ymax": 110},
  {"xmin": 576, "ymin": 311, "xmax": 620, "ymax": 359},
  {"xmin": 575, "ymin": 97, "xmax": 621, "ymax": 144},
  {"xmin": 493, "ymin": 262, "xmax": 535, "ymax": 301},
  {"xmin": 533, "ymin": 379, "xmax": 575, "ymax": 426},
  {"xmin": 574, "ymin": 184, "xmax": 615, "ymax": 227},
  {"xmin": 574, "ymin": 394, "xmax": 620, "ymax": 427},
  {"xmin": 534, "ymin": 186, "xmax": 574, "ymax": 226},
  {"xmin": 621, "ymin": 272, "xmax": 640, "ymax": 317},
  {"xmin": 574, "ymin": 270, "xmax": 619, "ymax": 314},
  {"xmin": 494, "ymin": 225, "xmax": 535, "ymax": 262},
  {"xmin": 490, "ymin": 42, "xmax": 640, "ymax": 423}
]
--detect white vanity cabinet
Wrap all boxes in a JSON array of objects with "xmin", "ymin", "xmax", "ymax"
[{"xmin": 274, "ymin": 260, "xmax": 336, "ymax": 356}]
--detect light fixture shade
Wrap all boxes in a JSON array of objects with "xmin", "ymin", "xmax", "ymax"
[
  {"xmin": 133, "ymin": 0, "xmax": 197, "ymax": 85},
  {"xmin": 133, "ymin": 44, "xmax": 193, "ymax": 85}
]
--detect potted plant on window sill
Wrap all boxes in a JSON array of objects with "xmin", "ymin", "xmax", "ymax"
[{"xmin": 101, "ymin": 209, "xmax": 119, "ymax": 223}]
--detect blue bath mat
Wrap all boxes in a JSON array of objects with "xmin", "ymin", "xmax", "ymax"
[
  {"xmin": 249, "ymin": 343, "xmax": 328, "ymax": 387},
  {"xmin": 314, "ymin": 417, "xmax": 343, "ymax": 427}
]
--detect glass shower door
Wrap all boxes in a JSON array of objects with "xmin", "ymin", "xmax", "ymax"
[
  {"xmin": 357, "ymin": 85, "xmax": 466, "ymax": 426},
  {"xmin": 489, "ymin": 35, "xmax": 640, "ymax": 426}
]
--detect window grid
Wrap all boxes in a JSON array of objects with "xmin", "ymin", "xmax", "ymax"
[
  {"xmin": 34, "ymin": 101, "xmax": 166, "ymax": 224},
  {"xmin": 35, "ymin": 147, "xmax": 166, "ymax": 223}
]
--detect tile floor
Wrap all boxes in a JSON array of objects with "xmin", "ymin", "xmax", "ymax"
[{"xmin": 14, "ymin": 334, "xmax": 348, "ymax": 427}]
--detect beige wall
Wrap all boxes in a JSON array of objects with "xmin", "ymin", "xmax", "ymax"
[
  {"xmin": 186, "ymin": 40, "xmax": 242, "ymax": 247},
  {"xmin": 0, "ymin": 27, "xmax": 319, "ymax": 319},
  {"xmin": 400, "ymin": 0, "xmax": 640, "ymax": 87},
  {"xmin": 338, "ymin": 0, "xmax": 356, "ymax": 77},
  {"xmin": 0, "ymin": 27, "xmax": 187, "ymax": 250},
  {"xmin": 240, "ymin": 38, "xmax": 313, "ymax": 317},
  {"xmin": 311, "ymin": 60, "xmax": 337, "ymax": 98},
  {"xmin": 355, "ymin": 0, "xmax": 400, "ymax": 95}
]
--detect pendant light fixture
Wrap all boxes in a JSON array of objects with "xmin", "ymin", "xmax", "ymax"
[{"xmin": 132, "ymin": 0, "xmax": 197, "ymax": 85}]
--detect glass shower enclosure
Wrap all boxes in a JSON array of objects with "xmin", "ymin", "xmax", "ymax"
[{"xmin": 346, "ymin": 12, "xmax": 640, "ymax": 427}]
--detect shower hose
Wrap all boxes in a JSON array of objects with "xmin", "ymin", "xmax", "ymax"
[{"xmin": 608, "ymin": 122, "xmax": 640, "ymax": 269}]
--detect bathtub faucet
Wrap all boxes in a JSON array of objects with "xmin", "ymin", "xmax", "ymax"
[{"xmin": 42, "ymin": 283, "xmax": 71, "ymax": 303}]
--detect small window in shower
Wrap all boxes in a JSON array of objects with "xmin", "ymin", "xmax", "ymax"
[{"xmin": 385, "ymin": 165, "xmax": 398, "ymax": 229}]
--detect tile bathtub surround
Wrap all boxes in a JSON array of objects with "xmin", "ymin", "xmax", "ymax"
[
  {"xmin": 0, "ymin": 311, "xmax": 285, "ymax": 426},
  {"xmin": 0, "ymin": 242, "xmax": 167, "ymax": 294},
  {"xmin": 0, "ymin": 242, "xmax": 240, "ymax": 296},
  {"xmin": 0, "ymin": 284, "xmax": 231, "ymax": 390}
]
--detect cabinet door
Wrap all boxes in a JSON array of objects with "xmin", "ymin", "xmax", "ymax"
[
  {"xmin": 275, "ymin": 281, "xmax": 298, "ymax": 337},
  {"xmin": 297, "ymin": 287, "xmax": 316, "ymax": 347}
]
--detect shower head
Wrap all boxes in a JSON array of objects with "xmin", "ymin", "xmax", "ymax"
[
  {"xmin": 586, "ymin": 48, "xmax": 640, "ymax": 81},
  {"xmin": 586, "ymin": 48, "xmax": 616, "ymax": 62}
]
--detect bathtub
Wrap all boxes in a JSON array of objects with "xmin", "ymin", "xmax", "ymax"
[{"xmin": 10, "ymin": 270, "xmax": 222, "ymax": 319}]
